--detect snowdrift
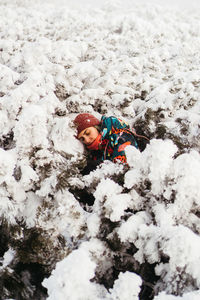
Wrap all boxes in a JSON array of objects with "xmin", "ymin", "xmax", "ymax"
[{"xmin": 0, "ymin": 0, "xmax": 200, "ymax": 299}]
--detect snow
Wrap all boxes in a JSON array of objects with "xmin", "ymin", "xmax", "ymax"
[
  {"xmin": 0, "ymin": 0, "xmax": 200, "ymax": 299},
  {"xmin": 109, "ymin": 271, "xmax": 142, "ymax": 300},
  {"xmin": 154, "ymin": 290, "xmax": 200, "ymax": 300},
  {"xmin": 0, "ymin": 248, "xmax": 16, "ymax": 270},
  {"xmin": 42, "ymin": 240, "xmax": 108, "ymax": 300}
]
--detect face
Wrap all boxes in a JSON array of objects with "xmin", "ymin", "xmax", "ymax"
[{"xmin": 78, "ymin": 126, "xmax": 99, "ymax": 146}]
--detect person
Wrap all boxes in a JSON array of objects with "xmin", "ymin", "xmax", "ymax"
[{"xmin": 73, "ymin": 113, "xmax": 149, "ymax": 175}]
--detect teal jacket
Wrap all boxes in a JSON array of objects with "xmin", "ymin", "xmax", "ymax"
[{"xmin": 91, "ymin": 116, "xmax": 138, "ymax": 163}]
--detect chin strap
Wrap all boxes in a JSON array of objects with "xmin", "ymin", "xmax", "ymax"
[{"xmin": 87, "ymin": 133, "xmax": 102, "ymax": 150}]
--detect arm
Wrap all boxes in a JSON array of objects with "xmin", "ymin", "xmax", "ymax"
[
  {"xmin": 110, "ymin": 130, "xmax": 138, "ymax": 164},
  {"xmin": 111, "ymin": 139, "xmax": 129, "ymax": 163}
]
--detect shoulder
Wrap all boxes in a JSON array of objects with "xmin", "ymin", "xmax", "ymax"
[
  {"xmin": 101, "ymin": 115, "xmax": 114, "ymax": 127},
  {"xmin": 100, "ymin": 116, "xmax": 129, "ymax": 138},
  {"xmin": 101, "ymin": 116, "xmax": 129, "ymax": 129},
  {"xmin": 100, "ymin": 116, "xmax": 116, "ymax": 138},
  {"xmin": 101, "ymin": 115, "xmax": 128, "ymax": 125},
  {"xmin": 101, "ymin": 116, "xmax": 117, "ymax": 130}
]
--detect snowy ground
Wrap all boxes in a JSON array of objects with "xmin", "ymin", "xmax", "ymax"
[{"xmin": 0, "ymin": 0, "xmax": 200, "ymax": 299}]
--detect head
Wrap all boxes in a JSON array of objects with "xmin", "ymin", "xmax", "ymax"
[{"xmin": 73, "ymin": 113, "xmax": 101, "ymax": 148}]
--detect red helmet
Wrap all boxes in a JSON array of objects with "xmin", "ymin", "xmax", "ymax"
[{"xmin": 73, "ymin": 113, "xmax": 100, "ymax": 137}]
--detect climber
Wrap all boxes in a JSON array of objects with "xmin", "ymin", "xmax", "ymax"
[{"xmin": 73, "ymin": 113, "xmax": 149, "ymax": 175}]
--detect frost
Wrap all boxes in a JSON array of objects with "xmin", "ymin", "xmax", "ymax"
[
  {"xmin": 0, "ymin": 149, "xmax": 15, "ymax": 185},
  {"xmin": 117, "ymin": 212, "xmax": 151, "ymax": 243},
  {"xmin": 108, "ymin": 271, "xmax": 142, "ymax": 300},
  {"xmin": 0, "ymin": 248, "xmax": 16, "ymax": 270},
  {"xmin": 0, "ymin": 0, "xmax": 200, "ymax": 299},
  {"xmin": 154, "ymin": 290, "xmax": 200, "ymax": 300},
  {"xmin": 43, "ymin": 240, "xmax": 107, "ymax": 300},
  {"xmin": 14, "ymin": 104, "xmax": 49, "ymax": 155}
]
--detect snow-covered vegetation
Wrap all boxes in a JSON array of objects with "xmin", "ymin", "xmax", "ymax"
[{"xmin": 0, "ymin": 0, "xmax": 200, "ymax": 299}]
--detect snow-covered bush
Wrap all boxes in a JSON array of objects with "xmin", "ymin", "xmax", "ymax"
[{"xmin": 0, "ymin": 0, "xmax": 199, "ymax": 299}]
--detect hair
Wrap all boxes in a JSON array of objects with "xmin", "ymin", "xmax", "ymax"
[{"xmin": 94, "ymin": 125, "xmax": 101, "ymax": 132}]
